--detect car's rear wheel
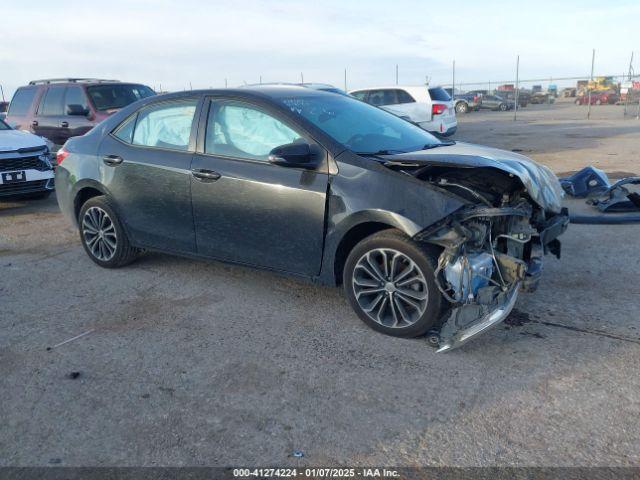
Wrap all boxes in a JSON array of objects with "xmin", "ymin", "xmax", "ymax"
[
  {"xmin": 455, "ymin": 101, "xmax": 469, "ymax": 114},
  {"xmin": 343, "ymin": 230, "xmax": 443, "ymax": 338},
  {"xmin": 595, "ymin": 99, "xmax": 602, "ymax": 105},
  {"xmin": 499, "ymin": 103, "xmax": 508, "ymax": 111},
  {"xmin": 78, "ymin": 196, "xmax": 138, "ymax": 268}
]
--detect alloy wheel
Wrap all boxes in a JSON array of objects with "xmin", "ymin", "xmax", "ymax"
[
  {"xmin": 82, "ymin": 206, "xmax": 117, "ymax": 262},
  {"xmin": 352, "ymin": 248, "xmax": 429, "ymax": 328}
]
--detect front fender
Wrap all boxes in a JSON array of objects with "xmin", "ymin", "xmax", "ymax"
[{"xmin": 316, "ymin": 152, "xmax": 466, "ymax": 285}]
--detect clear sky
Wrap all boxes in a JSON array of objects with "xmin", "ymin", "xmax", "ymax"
[{"xmin": 2, "ymin": 0, "xmax": 638, "ymax": 98}]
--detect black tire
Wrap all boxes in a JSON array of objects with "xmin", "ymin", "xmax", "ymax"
[
  {"xmin": 499, "ymin": 103, "xmax": 508, "ymax": 111},
  {"xmin": 455, "ymin": 101, "xmax": 469, "ymax": 114},
  {"xmin": 343, "ymin": 229, "xmax": 444, "ymax": 338},
  {"xmin": 78, "ymin": 195, "xmax": 138, "ymax": 268}
]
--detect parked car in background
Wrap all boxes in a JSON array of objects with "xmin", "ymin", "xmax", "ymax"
[
  {"xmin": 444, "ymin": 88, "xmax": 481, "ymax": 114},
  {"xmin": 0, "ymin": 101, "xmax": 8, "ymax": 120},
  {"xmin": 562, "ymin": 88, "xmax": 577, "ymax": 98},
  {"xmin": 349, "ymin": 85, "xmax": 457, "ymax": 136},
  {"xmin": 529, "ymin": 92, "xmax": 553, "ymax": 104},
  {"xmin": 0, "ymin": 118, "xmax": 55, "ymax": 199},
  {"xmin": 478, "ymin": 94, "xmax": 514, "ymax": 111},
  {"xmin": 575, "ymin": 91, "xmax": 619, "ymax": 105},
  {"xmin": 55, "ymin": 86, "xmax": 567, "ymax": 351},
  {"xmin": 494, "ymin": 90, "xmax": 530, "ymax": 107},
  {"xmin": 5, "ymin": 78, "xmax": 155, "ymax": 150}
]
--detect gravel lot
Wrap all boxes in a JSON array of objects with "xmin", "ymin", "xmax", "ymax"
[{"xmin": 1, "ymin": 102, "xmax": 639, "ymax": 467}]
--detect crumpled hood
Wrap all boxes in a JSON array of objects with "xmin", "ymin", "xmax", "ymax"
[
  {"xmin": 384, "ymin": 142, "xmax": 564, "ymax": 213},
  {"xmin": 0, "ymin": 129, "xmax": 47, "ymax": 152}
]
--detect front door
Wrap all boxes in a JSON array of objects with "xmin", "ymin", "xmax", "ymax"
[
  {"xmin": 190, "ymin": 98, "xmax": 328, "ymax": 276},
  {"xmin": 98, "ymin": 98, "xmax": 200, "ymax": 253}
]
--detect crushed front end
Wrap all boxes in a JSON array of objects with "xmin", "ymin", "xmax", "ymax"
[{"xmin": 386, "ymin": 153, "xmax": 569, "ymax": 352}]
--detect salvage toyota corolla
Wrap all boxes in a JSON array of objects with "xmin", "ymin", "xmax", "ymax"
[{"xmin": 55, "ymin": 86, "xmax": 569, "ymax": 351}]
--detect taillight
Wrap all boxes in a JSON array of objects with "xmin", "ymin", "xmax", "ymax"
[
  {"xmin": 56, "ymin": 147, "xmax": 69, "ymax": 165},
  {"xmin": 432, "ymin": 104, "xmax": 447, "ymax": 115}
]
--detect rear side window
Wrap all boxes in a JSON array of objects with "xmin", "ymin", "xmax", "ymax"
[
  {"xmin": 39, "ymin": 86, "xmax": 66, "ymax": 116},
  {"xmin": 131, "ymin": 100, "xmax": 197, "ymax": 151},
  {"xmin": 113, "ymin": 114, "xmax": 137, "ymax": 144},
  {"xmin": 7, "ymin": 87, "xmax": 37, "ymax": 116},
  {"xmin": 428, "ymin": 87, "xmax": 451, "ymax": 102},
  {"xmin": 350, "ymin": 91, "xmax": 367, "ymax": 101}
]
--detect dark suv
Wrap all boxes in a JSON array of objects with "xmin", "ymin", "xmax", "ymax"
[{"xmin": 5, "ymin": 79, "xmax": 154, "ymax": 151}]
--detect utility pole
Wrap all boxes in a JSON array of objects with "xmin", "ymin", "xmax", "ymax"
[
  {"xmin": 189, "ymin": 81, "xmax": 193, "ymax": 90},
  {"xmin": 452, "ymin": 60, "xmax": 455, "ymax": 97},
  {"xmin": 624, "ymin": 52, "xmax": 633, "ymax": 116},
  {"xmin": 301, "ymin": 72, "xmax": 304, "ymax": 84},
  {"xmin": 1, "ymin": 84, "xmax": 5, "ymax": 102},
  {"xmin": 395, "ymin": 64, "xmax": 398, "ymax": 85},
  {"xmin": 514, "ymin": 55, "xmax": 520, "ymax": 121},
  {"xmin": 344, "ymin": 68, "xmax": 347, "ymax": 92},
  {"xmin": 259, "ymin": 75, "xmax": 262, "ymax": 85},
  {"xmin": 224, "ymin": 78, "xmax": 228, "ymax": 88},
  {"xmin": 587, "ymin": 49, "xmax": 595, "ymax": 120}
]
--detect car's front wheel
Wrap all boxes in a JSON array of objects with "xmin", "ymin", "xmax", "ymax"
[
  {"xmin": 78, "ymin": 196, "xmax": 139, "ymax": 268},
  {"xmin": 499, "ymin": 103, "xmax": 508, "ymax": 111},
  {"xmin": 343, "ymin": 230, "xmax": 443, "ymax": 338}
]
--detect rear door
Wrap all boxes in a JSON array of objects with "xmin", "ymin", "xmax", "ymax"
[
  {"xmin": 98, "ymin": 97, "xmax": 200, "ymax": 253},
  {"xmin": 190, "ymin": 97, "xmax": 329, "ymax": 275},
  {"xmin": 382, "ymin": 89, "xmax": 429, "ymax": 123},
  {"xmin": 33, "ymin": 85, "xmax": 67, "ymax": 145}
]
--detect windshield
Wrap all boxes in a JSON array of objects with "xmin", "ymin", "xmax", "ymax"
[
  {"xmin": 0, "ymin": 119, "xmax": 10, "ymax": 130},
  {"xmin": 280, "ymin": 94, "xmax": 441, "ymax": 154},
  {"xmin": 87, "ymin": 84, "xmax": 155, "ymax": 111}
]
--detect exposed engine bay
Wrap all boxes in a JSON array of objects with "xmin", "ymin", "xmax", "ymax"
[{"xmin": 386, "ymin": 160, "xmax": 570, "ymax": 352}]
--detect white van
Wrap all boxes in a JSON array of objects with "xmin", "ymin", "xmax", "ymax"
[{"xmin": 349, "ymin": 85, "xmax": 457, "ymax": 136}]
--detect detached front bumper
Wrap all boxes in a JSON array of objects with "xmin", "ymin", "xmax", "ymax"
[{"xmin": 437, "ymin": 284, "xmax": 520, "ymax": 352}]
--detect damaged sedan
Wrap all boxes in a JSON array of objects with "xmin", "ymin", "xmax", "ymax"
[{"xmin": 55, "ymin": 86, "xmax": 568, "ymax": 351}]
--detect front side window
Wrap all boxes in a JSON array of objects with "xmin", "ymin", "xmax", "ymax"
[
  {"xmin": 65, "ymin": 86, "xmax": 89, "ymax": 114},
  {"xmin": 131, "ymin": 100, "xmax": 197, "ymax": 151},
  {"xmin": 87, "ymin": 84, "xmax": 155, "ymax": 112},
  {"xmin": 368, "ymin": 90, "xmax": 396, "ymax": 106},
  {"xmin": 7, "ymin": 87, "xmax": 37, "ymax": 116},
  {"xmin": 39, "ymin": 86, "xmax": 66, "ymax": 116},
  {"xmin": 350, "ymin": 91, "xmax": 367, "ymax": 101},
  {"xmin": 205, "ymin": 100, "xmax": 302, "ymax": 161},
  {"xmin": 280, "ymin": 94, "xmax": 441, "ymax": 154}
]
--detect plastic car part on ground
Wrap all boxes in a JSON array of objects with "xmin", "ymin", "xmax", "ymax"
[{"xmin": 559, "ymin": 166, "xmax": 640, "ymax": 224}]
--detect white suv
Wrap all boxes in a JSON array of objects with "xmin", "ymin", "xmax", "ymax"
[{"xmin": 349, "ymin": 85, "xmax": 457, "ymax": 136}]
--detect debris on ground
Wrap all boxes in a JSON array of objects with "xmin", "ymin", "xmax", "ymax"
[{"xmin": 67, "ymin": 371, "xmax": 81, "ymax": 380}]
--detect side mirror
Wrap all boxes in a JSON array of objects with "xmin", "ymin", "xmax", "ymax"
[
  {"xmin": 67, "ymin": 104, "xmax": 89, "ymax": 116},
  {"xmin": 268, "ymin": 142, "xmax": 319, "ymax": 169}
]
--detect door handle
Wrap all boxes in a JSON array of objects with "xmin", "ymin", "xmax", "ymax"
[
  {"xmin": 32, "ymin": 120, "xmax": 38, "ymax": 127},
  {"xmin": 191, "ymin": 168, "xmax": 221, "ymax": 181},
  {"xmin": 61, "ymin": 121, "xmax": 69, "ymax": 128},
  {"xmin": 103, "ymin": 155, "xmax": 124, "ymax": 166}
]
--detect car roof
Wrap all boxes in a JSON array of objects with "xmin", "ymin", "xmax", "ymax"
[{"xmin": 153, "ymin": 86, "xmax": 337, "ymax": 101}]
